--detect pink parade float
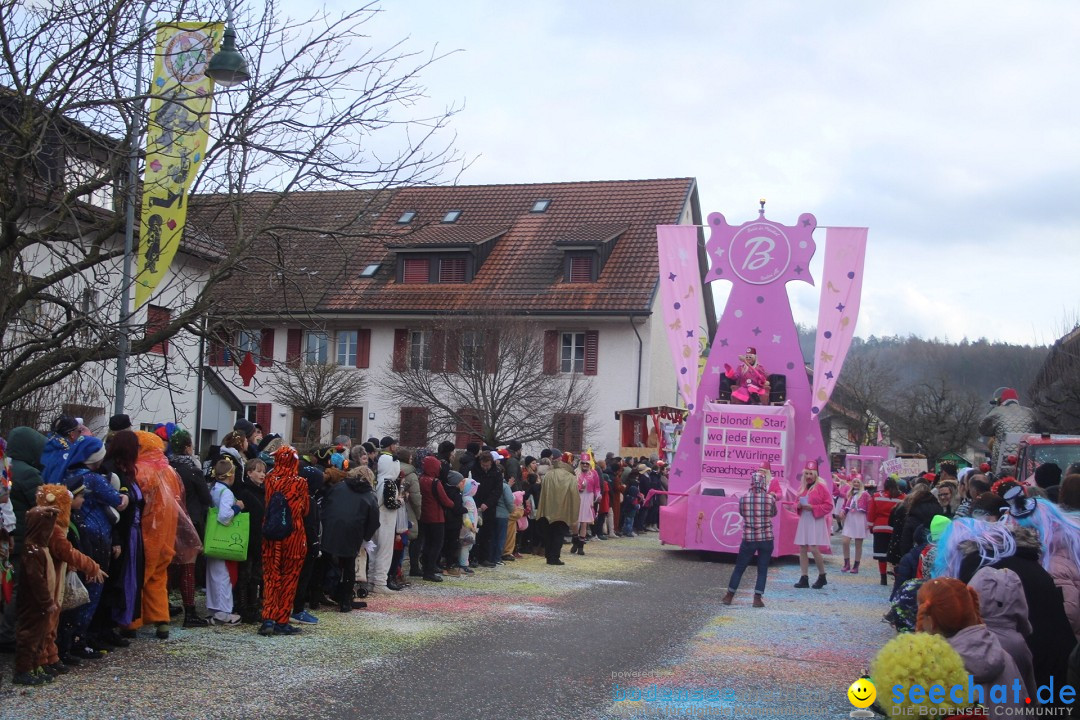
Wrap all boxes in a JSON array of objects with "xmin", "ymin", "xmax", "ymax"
[{"xmin": 652, "ymin": 202, "xmax": 868, "ymax": 556}]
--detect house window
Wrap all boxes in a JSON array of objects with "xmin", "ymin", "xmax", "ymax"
[
  {"xmin": 561, "ymin": 332, "xmax": 586, "ymax": 373},
  {"xmin": 337, "ymin": 331, "xmax": 358, "ymax": 366},
  {"xmin": 409, "ymin": 330, "xmax": 432, "ymax": 371},
  {"xmin": 442, "ymin": 209, "xmax": 462, "ymax": 223},
  {"xmin": 360, "ymin": 264, "xmax": 380, "ymax": 277},
  {"xmin": 439, "ymin": 257, "xmax": 466, "ymax": 283},
  {"xmin": 238, "ymin": 330, "xmax": 261, "ymax": 357},
  {"xmin": 552, "ymin": 412, "xmax": 584, "ymax": 453},
  {"xmin": 241, "ymin": 404, "xmax": 259, "ymax": 424},
  {"xmin": 146, "ymin": 305, "xmax": 170, "ymax": 355},
  {"xmin": 530, "ymin": 199, "xmax": 551, "ymax": 213},
  {"xmin": 461, "ymin": 331, "xmax": 483, "ymax": 372},
  {"xmin": 333, "ymin": 407, "xmax": 365, "ymax": 445},
  {"xmin": 400, "ymin": 407, "xmax": 429, "ymax": 448},
  {"xmin": 304, "ymin": 331, "xmax": 329, "ymax": 364},
  {"xmin": 402, "ymin": 257, "xmax": 430, "ymax": 284},
  {"xmin": 292, "ymin": 409, "xmax": 317, "ymax": 446},
  {"xmin": 568, "ymin": 255, "xmax": 594, "ymax": 283},
  {"xmin": 65, "ymin": 155, "xmax": 114, "ymax": 210},
  {"xmin": 397, "ymin": 210, "xmax": 417, "ymax": 224}
]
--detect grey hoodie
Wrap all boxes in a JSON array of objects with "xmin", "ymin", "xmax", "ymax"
[
  {"xmin": 968, "ymin": 566, "xmax": 1037, "ymax": 698},
  {"xmin": 947, "ymin": 624, "xmax": 1026, "ymax": 709}
]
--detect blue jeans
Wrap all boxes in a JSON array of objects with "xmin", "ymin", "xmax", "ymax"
[
  {"xmin": 622, "ymin": 509, "xmax": 637, "ymax": 536},
  {"xmin": 727, "ymin": 539, "xmax": 774, "ymax": 595},
  {"xmin": 489, "ymin": 517, "xmax": 509, "ymax": 563}
]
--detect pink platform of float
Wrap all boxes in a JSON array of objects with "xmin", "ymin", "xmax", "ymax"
[{"xmin": 657, "ymin": 209, "xmax": 839, "ymax": 557}]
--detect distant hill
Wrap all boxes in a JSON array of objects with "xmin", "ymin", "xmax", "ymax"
[{"xmin": 796, "ymin": 326, "xmax": 1049, "ymax": 403}]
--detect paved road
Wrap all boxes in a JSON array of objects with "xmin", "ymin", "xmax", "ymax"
[{"xmin": 0, "ymin": 535, "xmax": 892, "ymax": 720}]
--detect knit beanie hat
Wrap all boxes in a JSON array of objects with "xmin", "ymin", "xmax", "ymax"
[{"xmin": 916, "ymin": 577, "xmax": 982, "ymax": 637}]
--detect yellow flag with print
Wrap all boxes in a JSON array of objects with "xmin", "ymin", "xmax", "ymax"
[{"xmin": 134, "ymin": 22, "xmax": 223, "ymax": 309}]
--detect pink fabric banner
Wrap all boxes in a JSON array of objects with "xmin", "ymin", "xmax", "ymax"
[
  {"xmin": 810, "ymin": 227, "xmax": 869, "ymax": 417},
  {"xmin": 656, "ymin": 225, "xmax": 704, "ymax": 412}
]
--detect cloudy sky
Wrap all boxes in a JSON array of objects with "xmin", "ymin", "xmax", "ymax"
[{"xmin": 303, "ymin": 0, "xmax": 1079, "ymax": 346}]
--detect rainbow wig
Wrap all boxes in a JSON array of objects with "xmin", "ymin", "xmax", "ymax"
[
  {"xmin": 931, "ymin": 517, "xmax": 1016, "ymax": 580},
  {"xmin": 1010, "ymin": 498, "xmax": 1080, "ymax": 573}
]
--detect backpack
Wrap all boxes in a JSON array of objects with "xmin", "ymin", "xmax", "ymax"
[
  {"xmin": 382, "ymin": 478, "xmax": 402, "ymax": 510},
  {"xmin": 262, "ymin": 491, "xmax": 292, "ymax": 541}
]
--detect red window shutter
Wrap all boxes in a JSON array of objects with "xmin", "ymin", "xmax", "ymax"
[
  {"xmin": 569, "ymin": 414, "xmax": 584, "ymax": 452},
  {"xmin": 402, "ymin": 258, "xmax": 430, "ymax": 284},
  {"xmin": 400, "ymin": 406, "xmax": 429, "ymax": 447},
  {"xmin": 392, "ymin": 329, "xmax": 408, "ymax": 372},
  {"xmin": 569, "ymin": 255, "xmax": 593, "ymax": 283},
  {"xmin": 146, "ymin": 305, "xmax": 170, "ymax": 355},
  {"xmin": 431, "ymin": 329, "xmax": 446, "ymax": 373},
  {"xmin": 543, "ymin": 330, "xmax": 558, "ymax": 375},
  {"xmin": 439, "ymin": 257, "xmax": 466, "ymax": 283},
  {"xmin": 260, "ymin": 329, "xmax": 275, "ymax": 367},
  {"xmin": 256, "ymin": 403, "xmax": 272, "ymax": 433},
  {"xmin": 484, "ymin": 329, "xmax": 499, "ymax": 374},
  {"xmin": 455, "ymin": 408, "xmax": 482, "ymax": 448},
  {"xmin": 584, "ymin": 330, "xmax": 599, "ymax": 376},
  {"xmin": 286, "ymin": 329, "xmax": 303, "ymax": 365},
  {"xmin": 356, "ymin": 329, "xmax": 371, "ymax": 369},
  {"xmin": 444, "ymin": 330, "xmax": 460, "ymax": 373},
  {"xmin": 208, "ymin": 334, "xmax": 224, "ymax": 366}
]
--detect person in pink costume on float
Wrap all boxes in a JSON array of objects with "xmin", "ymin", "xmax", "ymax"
[{"xmin": 724, "ymin": 347, "xmax": 771, "ymax": 404}]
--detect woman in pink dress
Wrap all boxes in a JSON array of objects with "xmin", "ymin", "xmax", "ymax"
[
  {"xmin": 572, "ymin": 455, "xmax": 600, "ymax": 556},
  {"xmin": 793, "ymin": 461, "xmax": 832, "ymax": 589},
  {"xmin": 840, "ymin": 477, "xmax": 871, "ymax": 574}
]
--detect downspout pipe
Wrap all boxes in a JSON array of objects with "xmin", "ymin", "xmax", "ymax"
[{"xmin": 629, "ymin": 314, "xmax": 643, "ymax": 408}]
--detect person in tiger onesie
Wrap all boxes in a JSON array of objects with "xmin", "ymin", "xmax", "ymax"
[{"xmin": 259, "ymin": 445, "xmax": 309, "ymax": 636}]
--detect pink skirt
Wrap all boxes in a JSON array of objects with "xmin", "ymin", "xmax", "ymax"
[
  {"xmin": 842, "ymin": 511, "xmax": 869, "ymax": 540},
  {"xmin": 578, "ymin": 490, "xmax": 596, "ymax": 523}
]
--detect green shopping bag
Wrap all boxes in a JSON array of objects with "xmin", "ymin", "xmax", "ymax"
[{"xmin": 203, "ymin": 508, "xmax": 250, "ymax": 561}]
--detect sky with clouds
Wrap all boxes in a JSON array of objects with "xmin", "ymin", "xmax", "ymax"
[{"xmin": 294, "ymin": 0, "xmax": 1080, "ymax": 346}]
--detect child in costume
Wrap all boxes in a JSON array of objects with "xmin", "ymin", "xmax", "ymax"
[
  {"xmin": 207, "ymin": 459, "xmax": 243, "ymax": 625},
  {"xmin": 259, "ymin": 445, "xmax": 309, "ymax": 637},
  {"xmin": 840, "ymin": 476, "xmax": 871, "ymax": 573},
  {"xmin": 459, "ymin": 476, "xmax": 479, "ymax": 572},
  {"xmin": 13, "ymin": 506, "xmax": 60, "ymax": 685},
  {"xmin": 503, "ymin": 490, "xmax": 526, "ymax": 560},
  {"xmin": 34, "ymin": 485, "xmax": 104, "ymax": 674}
]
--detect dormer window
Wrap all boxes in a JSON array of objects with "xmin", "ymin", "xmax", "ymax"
[
  {"xmin": 397, "ymin": 210, "xmax": 417, "ymax": 224},
  {"xmin": 530, "ymin": 199, "xmax": 551, "ymax": 213},
  {"xmin": 438, "ymin": 257, "xmax": 466, "ymax": 283},
  {"xmin": 397, "ymin": 252, "xmax": 474, "ymax": 284},
  {"xmin": 565, "ymin": 252, "xmax": 597, "ymax": 283},
  {"xmin": 402, "ymin": 258, "xmax": 430, "ymax": 284},
  {"xmin": 442, "ymin": 210, "xmax": 462, "ymax": 223}
]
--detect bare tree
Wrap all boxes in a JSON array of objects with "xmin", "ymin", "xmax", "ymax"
[
  {"xmin": 1030, "ymin": 323, "xmax": 1080, "ymax": 434},
  {"xmin": 0, "ymin": 0, "xmax": 462, "ymax": 410},
  {"xmin": 886, "ymin": 377, "xmax": 981, "ymax": 465},
  {"xmin": 381, "ymin": 316, "xmax": 597, "ymax": 448},
  {"xmin": 268, "ymin": 361, "xmax": 368, "ymax": 449},
  {"xmin": 830, "ymin": 353, "xmax": 900, "ymax": 446}
]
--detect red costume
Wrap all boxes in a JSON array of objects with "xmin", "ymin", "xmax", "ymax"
[{"xmin": 261, "ymin": 446, "xmax": 309, "ymax": 625}]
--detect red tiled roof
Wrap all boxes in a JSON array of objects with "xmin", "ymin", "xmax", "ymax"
[{"xmin": 193, "ymin": 178, "xmax": 697, "ymax": 316}]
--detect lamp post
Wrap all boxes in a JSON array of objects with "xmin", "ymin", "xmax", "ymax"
[{"xmin": 113, "ymin": 7, "xmax": 248, "ymax": 416}]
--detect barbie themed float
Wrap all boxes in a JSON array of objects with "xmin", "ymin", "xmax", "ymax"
[{"xmin": 654, "ymin": 203, "xmax": 868, "ymax": 556}]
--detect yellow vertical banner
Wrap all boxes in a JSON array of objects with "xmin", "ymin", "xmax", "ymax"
[{"xmin": 134, "ymin": 22, "xmax": 223, "ymax": 309}]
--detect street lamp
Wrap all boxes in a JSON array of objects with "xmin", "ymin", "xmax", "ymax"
[{"xmin": 113, "ymin": 6, "xmax": 249, "ymax": 416}]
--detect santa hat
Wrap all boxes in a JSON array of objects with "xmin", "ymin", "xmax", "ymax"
[
  {"xmin": 1000, "ymin": 388, "xmax": 1019, "ymax": 403},
  {"xmin": 916, "ymin": 577, "xmax": 982, "ymax": 637}
]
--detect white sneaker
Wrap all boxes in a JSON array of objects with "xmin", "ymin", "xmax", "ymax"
[{"xmin": 210, "ymin": 611, "xmax": 241, "ymax": 625}]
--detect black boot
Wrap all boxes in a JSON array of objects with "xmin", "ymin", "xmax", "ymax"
[
  {"xmin": 794, "ymin": 575, "xmax": 810, "ymax": 588},
  {"xmin": 184, "ymin": 607, "xmax": 209, "ymax": 628},
  {"xmin": 880, "ymin": 572, "xmax": 888, "ymax": 586},
  {"xmin": 812, "ymin": 573, "xmax": 827, "ymax": 589},
  {"xmin": 576, "ymin": 538, "xmax": 585, "ymax": 556},
  {"xmin": 569, "ymin": 539, "xmax": 579, "ymax": 555}
]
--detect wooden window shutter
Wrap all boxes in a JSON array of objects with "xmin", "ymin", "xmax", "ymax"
[
  {"xmin": 569, "ymin": 413, "xmax": 584, "ymax": 452},
  {"xmin": 584, "ymin": 330, "xmax": 599, "ymax": 376},
  {"xmin": 400, "ymin": 406, "xmax": 429, "ymax": 447},
  {"xmin": 484, "ymin": 329, "xmax": 499, "ymax": 374},
  {"xmin": 431, "ymin": 329, "xmax": 446, "ymax": 373},
  {"xmin": 438, "ymin": 257, "xmax": 466, "ymax": 283},
  {"xmin": 256, "ymin": 403, "xmax": 272, "ymax": 433},
  {"xmin": 286, "ymin": 329, "xmax": 303, "ymax": 365},
  {"xmin": 392, "ymin": 329, "xmax": 408, "ymax": 372},
  {"xmin": 568, "ymin": 255, "xmax": 593, "ymax": 283},
  {"xmin": 356, "ymin": 329, "xmax": 371, "ymax": 369},
  {"xmin": 543, "ymin": 330, "xmax": 559, "ymax": 375},
  {"xmin": 402, "ymin": 257, "xmax": 430, "ymax": 284},
  {"xmin": 146, "ymin": 305, "xmax": 170, "ymax": 355},
  {"xmin": 208, "ymin": 331, "xmax": 226, "ymax": 366},
  {"xmin": 259, "ymin": 329, "xmax": 275, "ymax": 367},
  {"xmin": 444, "ymin": 330, "xmax": 460, "ymax": 373}
]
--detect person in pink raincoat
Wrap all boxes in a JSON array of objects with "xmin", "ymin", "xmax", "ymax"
[
  {"xmin": 791, "ymin": 461, "xmax": 832, "ymax": 590},
  {"xmin": 724, "ymin": 347, "xmax": 770, "ymax": 404}
]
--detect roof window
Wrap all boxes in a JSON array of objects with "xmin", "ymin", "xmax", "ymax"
[
  {"xmin": 360, "ymin": 264, "xmax": 380, "ymax": 278},
  {"xmin": 397, "ymin": 210, "xmax": 417, "ymax": 224},
  {"xmin": 530, "ymin": 199, "xmax": 551, "ymax": 213},
  {"xmin": 442, "ymin": 210, "xmax": 462, "ymax": 223}
]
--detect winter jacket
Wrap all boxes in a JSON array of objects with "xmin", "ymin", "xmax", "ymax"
[
  {"xmin": 170, "ymin": 454, "xmax": 211, "ymax": 538},
  {"xmin": 297, "ymin": 461, "xmax": 324, "ymax": 542},
  {"xmin": 495, "ymin": 481, "xmax": 514, "ymax": 520},
  {"xmin": 801, "ymin": 481, "xmax": 832, "ymax": 519},
  {"xmin": 958, "ymin": 527, "xmax": 1077, "ymax": 702},
  {"xmin": 1047, "ymin": 543, "xmax": 1080, "ymax": 643},
  {"xmin": 474, "ymin": 463, "xmax": 504, "ymax": 516},
  {"xmin": 505, "ymin": 455, "xmax": 522, "ymax": 489},
  {"xmin": 538, "ymin": 460, "xmax": 581, "ymax": 526},
  {"xmin": 458, "ymin": 451, "xmax": 477, "ymax": 480},
  {"xmin": 419, "ymin": 457, "xmax": 454, "ymax": 523},
  {"xmin": 886, "ymin": 504, "xmax": 909, "ymax": 565},
  {"xmin": 7, "ymin": 427, "xmax": 47, "ymax": 555},
  {"xmin": 400, "ymin": 461, "xmax": 422, "ymax": 539},
  {"xmin": 968, "ymin": 566, "xmax": 1037, "ymax": 699},
  {"xmin": 869, "ymin": 492, "xmax": 904, "ymax": 534},
  {"xmin": 320, "ymin": 473, "xmax": 380, "ymax": 558},
  {"xmin": 232, "ymin": 476, "xmax": 266, "ymax": 552},
  {"xmin": 899, "ymin": 494, "xmax": 945, "ymax": 558},
  {"xmin": 946, "ymin": 624, "xmax": 1026, "ymax": 710}
]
